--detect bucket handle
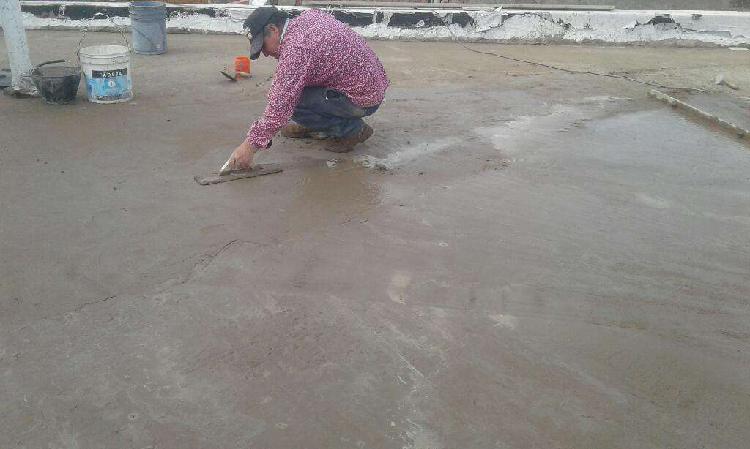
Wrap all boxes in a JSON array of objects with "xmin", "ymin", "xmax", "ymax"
[
  {"xmin": 31, "ymin": 60, "xmax": 72, "ymax": 76},
  {"xmin": 36, "ymin": 59, "xmax": 67, "ymax": 69},
  {"xmin": 77, "ymin": 12, "xmax": 132, "ymax": 59}
]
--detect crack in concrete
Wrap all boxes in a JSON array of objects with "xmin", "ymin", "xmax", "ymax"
[
  {"xmin": 8, "ymin": 239, "xmax": 267, "ymax": 335},
  {"xmin": 195, "ymin": 239, "xmax": 241, "ymax": 269},
  {"xmin": 138, "ymin": 238, "xmax": 277, "ymax": 301},
  {"xmin": 11, "ymin": 294, "xmax": 118, "ymax": 334},
  {"xmin": 71, "ymin": 294, "xmax": 117, "ymax": 314},
  {"xmin": 174, "ymin": 239, "xmax": 264, "ymax": 286}
]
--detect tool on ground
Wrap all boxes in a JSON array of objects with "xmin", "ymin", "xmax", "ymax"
[
  {"xmin": 220, "ymin": 56, "xmax": 252, "ymax": 82},
  {"xmin": 220, "ymin": 68, "xmax": 251, "ymax": 82},
  {"xmin": 220, "ymin": 70, "xmax": 238, "ymax": 81},
  {"xmin": 194, "ymin": 163, "xmax": 283, "ymax": 185}
]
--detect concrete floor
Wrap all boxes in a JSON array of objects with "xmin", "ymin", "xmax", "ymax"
[{"xmin": 2, "ymin": 31, "xmax": 750, "ymax": 449}]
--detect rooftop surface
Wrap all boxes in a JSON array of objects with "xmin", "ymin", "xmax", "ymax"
[{"xmin": 2, "ymin": 31, "xmax": 750, "ymax": 449}]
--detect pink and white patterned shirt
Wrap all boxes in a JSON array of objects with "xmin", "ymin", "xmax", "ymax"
[{"xmin": 246, "ymin": 9, "xmax": 389, "ymax": 149}]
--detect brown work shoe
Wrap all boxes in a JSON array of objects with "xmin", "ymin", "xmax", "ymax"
[
  {"xmin": 325, "ymin": 124, "xmax": 374, "ymax": 153},
  {"xmin": 280, "ymin": 123, "xmax": 314, "ymax": 138}
]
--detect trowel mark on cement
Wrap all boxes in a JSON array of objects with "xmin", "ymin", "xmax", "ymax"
[
  {"xmin": 635, "ymin": 192, "xmax": 671, "ymax": 209},
  {"xmin": 325, "ymin": 295, "xmax": 442, "ymax": 448},
  {"xmin": 488, "ymin": 313, "xmax": 519, "ymax": 329},
  {"xmin": 404, "ymin": 418, "xmax": 442, "ymax": 449},
  {"xmin": 387, "ymin": 271, "xmax": 412, "ymax": 304},
  {"xmin": 357, "ymin": 137, "xmax": 460, "ymax": 169},
  {"xmin": 473, "ymin": 100, "xmax": 632, "ymax": 157},
  {"xmin": 475, "ymin": 105, "xmax": 580, "ymax": 155},
  {"xmin": 359, "ymin": 101, "xmax": 623, "ymax": 169}
]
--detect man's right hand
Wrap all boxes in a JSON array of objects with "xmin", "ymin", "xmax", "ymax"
[{"xmin": 221, "ymin": 140, "xmax": 257, "ymax": 175}]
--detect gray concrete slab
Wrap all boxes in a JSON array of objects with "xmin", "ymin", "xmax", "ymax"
[
  {"xmin": 2, "ymin": 31, "xmax": 750, "ymax": 449},
  {"xmin": 680, "ymin": 91, "xmax": 750, "ymax": 130}
]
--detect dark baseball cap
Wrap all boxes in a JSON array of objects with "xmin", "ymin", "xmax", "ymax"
[{"xmin": 243, "ymin": 6, "xmax": 285, "ymax": 60}]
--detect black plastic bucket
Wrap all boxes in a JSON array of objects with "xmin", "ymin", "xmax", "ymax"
[
  {"xmin": 31, "ymin": 60, "xmax": 82, "ymax": 104},
  {"xmin": 0, "ymin": 69, "xmax": 11, "ymax": 88}
]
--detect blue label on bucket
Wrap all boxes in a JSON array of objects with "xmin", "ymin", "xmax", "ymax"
[{"xmin": 87, "ymin": 73, "xmax": 131, "ymax": 102}]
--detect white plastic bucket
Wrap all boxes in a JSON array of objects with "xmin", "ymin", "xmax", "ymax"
[{"xmin": 79, "ymin": 45, "xmax": 133, "ymax": 104}]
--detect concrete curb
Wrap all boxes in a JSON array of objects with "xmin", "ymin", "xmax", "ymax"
[
  {"xmin": 649, "ymin": 89, "xmax": 750, "ymax": 138},
  {"xmin": 18, "ymin": 1, "xmax": 750, "ymax": 47}
]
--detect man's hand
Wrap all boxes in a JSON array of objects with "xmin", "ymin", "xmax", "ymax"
[{"xmin": 221, "ymin": 140, "xmax": 257, "ymax": 175}]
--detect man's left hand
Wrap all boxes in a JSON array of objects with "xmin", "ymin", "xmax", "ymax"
[{"xmin": 221, "ymin": 140, "xmax": 257, "ymax": 175}]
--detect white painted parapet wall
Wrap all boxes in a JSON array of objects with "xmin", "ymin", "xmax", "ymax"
[{"xmin": 17, "ymin": 2, "xmax": 750, "ymax": 47}]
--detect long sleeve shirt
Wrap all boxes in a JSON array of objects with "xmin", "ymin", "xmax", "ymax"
[{"xmin": 246, "ymin": 10, "xmax": 389, "ymax": 149}]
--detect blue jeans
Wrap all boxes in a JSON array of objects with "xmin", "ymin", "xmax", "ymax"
[{"xmin": 291, "ymin": 87, "xmax": 380, "ymax": 138}]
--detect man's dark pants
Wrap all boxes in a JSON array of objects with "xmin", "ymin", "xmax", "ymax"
[{"xmin": 291, "ymin": 87, "xmax": 380, "ymax": 138}]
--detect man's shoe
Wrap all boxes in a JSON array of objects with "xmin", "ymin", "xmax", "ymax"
[
  {"xmin": 325, "ymin": 124, "xmax": 374, "ymax": 153},
  {"xmin": 280, "ymin": 123, "xmax": 314, "ymax": 138}
]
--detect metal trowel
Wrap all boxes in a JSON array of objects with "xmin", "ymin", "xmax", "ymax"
[{"xmin": 194, "ymin": 162, "xmax": 282, "ymax": 185}]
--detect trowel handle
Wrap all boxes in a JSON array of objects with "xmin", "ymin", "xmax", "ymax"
[
  {"xmin": 36, "ymin": 60, "xmax": 66, "ymax": 68},
  {"xmin": 220, "ymin": 157, "xmax": 233, "ymax": 176}
]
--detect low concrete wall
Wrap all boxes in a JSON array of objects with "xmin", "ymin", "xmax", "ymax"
[
  {"xmin": 474, "ymin": 1, "xmax": 750, "ymax": 11},
  {"xmin": 16, "ymin": 1, "xmax": 750, "ymax": 47},
  {"xmin": 19, "ymin": 0, "xmax": 750, "ymax": 10}
]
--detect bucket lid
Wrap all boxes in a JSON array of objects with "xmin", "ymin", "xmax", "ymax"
[{"xmin": 79, "ymin": 45, "xmax": 130, "ymax": 58}]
